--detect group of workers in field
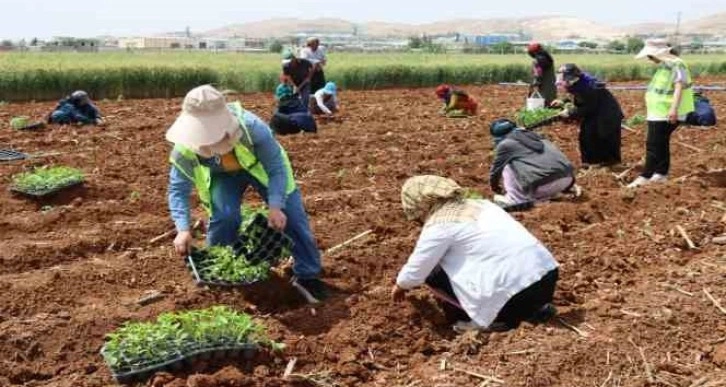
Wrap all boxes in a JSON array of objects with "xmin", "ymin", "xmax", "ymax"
[
  {"xmin": 269, "ymin": 37, "xmax": 339, "ymax": 135},
  {"xmin": 164, "ymin": 37, "xmax": 711, "ymax": 332},
  {"xmin": 38, "ymin": 37, "xmax": 712, "ymax": 332}
]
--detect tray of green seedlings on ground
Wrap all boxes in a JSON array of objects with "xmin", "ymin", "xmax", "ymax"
[
  {"xmin": 516, "ymin": 107, "xmax": 563, "ymax": 130},
  {"xmin": 186, "ymin": 211, "xmax": 293, "ymax": 287},
  {"xmin": 101, "ymin": 306, "xmax": 283, "ymax": 384},
  {"xmin": 10, "ymin": 165, "xmax": 85, "ymax": 197}
]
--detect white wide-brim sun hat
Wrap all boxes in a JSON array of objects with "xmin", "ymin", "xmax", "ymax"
[
  {"xmin": 635, "ymin": 39, "xmax": 677, "ymax": 61},
  {"xmin": 165, "ymin": 84, "xmax": 238, "ymax": 148}
]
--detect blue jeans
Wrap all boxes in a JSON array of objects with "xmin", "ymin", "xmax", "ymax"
[
  {"xmin": 298, "ymin": 83, "xmax": 311, "ymax": 110},
  {"xmin": 207, "ymin": 171, "xmax": 321, "ymax": 279}
]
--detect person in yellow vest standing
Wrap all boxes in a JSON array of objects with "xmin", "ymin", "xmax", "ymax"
[
  {"xmin": 628, "ymin": 40, "xmax": 695, "ymax": 188},
  {"xmin": 166, "ymin": 85, "xmax": 327, "ymax": 303}
]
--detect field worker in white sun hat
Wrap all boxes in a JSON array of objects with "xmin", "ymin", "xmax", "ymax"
[
  {"xmin": 391, "ymin": 175, "xmax": 560, "ymax": 332},
  {"xmin": 166, "ymin": 85, "xmax": 327, "ymax": 303},
  {"xmin": 627, "ymin": 39, "xmax": 695, "ymax": 189}
]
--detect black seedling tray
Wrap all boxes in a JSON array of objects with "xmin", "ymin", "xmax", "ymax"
[
  {"xmin": 0, "ymin": 149, "xmax": 27, "ymax": 162},
  {"xmin": 103, "ymin": 342, "xmax": 257, "ymax": 384},
  {"xmin": 16, "ymin": 122, "xmax": 46, "ymax": 131},
  {"xmin": 186, "ymin": 214, "xmax": 293, "ymax": 287},
  {"xmin": 10, "ymin": 179, "xmax": 84, "ymax": 198},
  {"xmin": 501, "ymin": 200, "xmax": 535, "ymax": 213}
]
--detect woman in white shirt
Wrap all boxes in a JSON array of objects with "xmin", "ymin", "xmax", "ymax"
[
  {"xmin": 311, "ymin": 82, "xmax": 339, "ymax": 116},
  {"xmin": 392, "ymin": 175, "xmax": 560, "ymax": 331}
]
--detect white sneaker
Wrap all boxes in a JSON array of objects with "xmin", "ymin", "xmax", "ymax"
[
  {"xmin": 492, "ymin": 194, "xmax": 514, "ymax": 207},
  {"xmin": 650, "ymin": 174, "xmax": 668, "ymax": 183},
  {"xmin": 627, "ymin": 176, "xmax": 650, "ymax": 189}
]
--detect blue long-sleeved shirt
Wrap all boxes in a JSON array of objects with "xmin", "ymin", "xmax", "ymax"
[
  {"xmin": 168, "ymin": 111, "xmax": 289, "ymax": 232},
  {"xmin": 49, "ymin": 98, "xmax": 101, "ymax": 124}
]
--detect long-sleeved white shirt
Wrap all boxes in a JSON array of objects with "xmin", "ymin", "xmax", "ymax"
[
  {"xmin": 300, "ymin": 46, "xmax": 327, "ymax": 67},
  {"xmin": 396, "ymin": 200, "xmax": 559, "ymax": 327},
  {"xmin": 313, "ymin": 88, "xmax": 337, "ymax": 115}
]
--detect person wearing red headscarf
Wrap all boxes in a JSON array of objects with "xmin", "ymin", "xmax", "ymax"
[
  {"xmin": 435, "ymin": 84, "xmax": 479, "ymax": 118},
  {"xmin": 527, "ymin": 42, "xmax": 557, "ymax": 106}
]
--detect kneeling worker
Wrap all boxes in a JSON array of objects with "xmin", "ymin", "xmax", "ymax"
[
  {"xmin": 435, "ymin": 84, "xmax": 478, "ymax": 117},
  {"xmin": 489, "ymin": 119, "xmax": 578, "ymax": 207},
  {"xmin": 392, "ymin": 175, "xmax": 559, "ymax": 331}
]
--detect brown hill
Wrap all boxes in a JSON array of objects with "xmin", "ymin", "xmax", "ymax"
[{"xmin": 201, "ymin": 13, "xmax": 726, "ymax": 40}]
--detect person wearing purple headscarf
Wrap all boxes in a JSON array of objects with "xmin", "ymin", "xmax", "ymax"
[{"xmin": 553, "ymin": 64, "xmax": 624, "ymax": 167}]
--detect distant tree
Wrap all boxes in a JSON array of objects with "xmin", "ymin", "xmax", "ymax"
[
  {"xmin": 625, "ymin": 37, "xmax": 645, "ymax": 53},
  {"xmin": 607, "ymin": 40, "xmax": 626, "ymax": 52},
  {"xmin": 691, "ymin": 37, "xmax": 704, "ymax": 52},
  {"xmin": 491, "ymin": 41, "xmax": 514, "ymax": 54},
  {"xmin": 269, "ymin": 40, "xmax": 283, "ymax": 53},
  {"xmin": 18, "ymin": 39, "xmax": 27, "ymax": 47},
  {"xmin": 408, "ymin": 36, "xmax": 424, "ymax": 49},
  {"xmin": 0, "ymin": 40, "xmax": 13, "ymax": 48},
  {"xmin": 578, "ymin": 41, "xmax": 598, "ymax": 49},
  {"xmin": 30, "ymin": 37, "xmax": 38, "ymax": 46}
]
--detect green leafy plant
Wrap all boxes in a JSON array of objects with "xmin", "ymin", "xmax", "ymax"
[
  {"xmin": 11, "ymin": 166, "xmax": 84, "ymax": 193},
  {"xmin": 626, "ymin": 114, "xmax": 646, "ymax": 127},
  {"xmin": 462, "ymin": 188, "xmax": 483, "ymax": 199},
  {"xmin": 197, "ymin": 245, "xmax": 271, "ymax": 283},
  {"xmin": 102, "ymin": 306, "xmax": 277, "ymax": 373},
  {"xmin": 515, "ymin": 108, "xmax": 561, "ymax": 128}
]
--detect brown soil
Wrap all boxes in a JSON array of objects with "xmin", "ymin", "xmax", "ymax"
[{"xmin": 0, "ymin": 81, "xmax": 725, "ymax": 387}]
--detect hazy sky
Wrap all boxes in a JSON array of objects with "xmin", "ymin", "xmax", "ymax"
[{"xmin": 1, "ymin": 0, "xmax": 724, "ymax": 39}]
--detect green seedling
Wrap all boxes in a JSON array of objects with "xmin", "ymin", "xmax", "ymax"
[
  {"xmin": 129, "ymin": 191, "xmax": 141, "ymax": 202},
  {"xmin": 515, "ymin": 107, "xmax": 561, "ymax": 128},
  {"xmin": 102, "ymin": 306, "xmax": 276, "ymax": 372},
  {"xmin": 197, "ymin": 245, "xmax": 271, "ymax": 283},
  {"xmin": 462, "ymin": 188, "xmax": 484, "ymax": 199},
  {"xmin": 626, "ymin": 114, "xmax": 646, "ymax": 127},
  {"xmin": 12, "ymin": 166, "xmax": 84, "ymax": 193}
]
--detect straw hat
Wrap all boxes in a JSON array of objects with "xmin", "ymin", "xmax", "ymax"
[
  {"xmin": 165, "ymin": 85, "xmax": 238, "ymax": 148},
  {"xmin": 635, "ymin": 39, "xmax": 677, "ymax": 61}
]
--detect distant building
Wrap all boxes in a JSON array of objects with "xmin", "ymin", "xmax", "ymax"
[
  {"xmin": 118, "ymin": 36, "xmax": 265, "ymax": 51},
  {"xmin": 43, "ymin": 37, "xmax": 100, "ymax": 52},
  {"xmin": 465, "ymin": 33, "xmax": 529, "ymax": 46},
  {"xmin": 119, "ymin": 36, "xmax": 199, "ymax": 49}
]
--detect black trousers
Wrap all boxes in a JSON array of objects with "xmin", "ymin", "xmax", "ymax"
[
  {"xmin": 426, "ymin": 266, "xmax": 559, "ymax": 328},
  {"xmin": 579, "ymin": 121, "xmax": 621, "ymax": 165},
  {"xmin": 642, "ymin": 121, "xmax": 679, "ymax": 178},
  {"xmin": 310, "ymin": 69, "xmax": 326, "ymax": 93}
]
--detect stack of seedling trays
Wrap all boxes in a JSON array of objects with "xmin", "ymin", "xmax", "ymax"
[
  {"xmin": 101, "ymin": 306, "xmax": 278, "ymax": 384},
  {"xmin": 186, "ymin": 213, "xmax": 293, "ymax": 287},
  {"xmin": 10, "ymin": 165, "xmax": 85, "ymax": 197},
  {"xmin": 0, "ymin": 149, "xmax": 27, "ymax": 162}
]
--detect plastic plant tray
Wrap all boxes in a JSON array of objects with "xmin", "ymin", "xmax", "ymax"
[
  {"xmin": 10, "ymin": 179, "xmax": 84, "ymax": 197},
  {"xmin": 186, "ymin": 214, "xmax": 293, "ymax": 287},
  {"xmin": 103, "ymin": 342, "xmax": 257, "ymax": 384},
  {"xmin": 16, "ymin": 122, "xmax": 46, "ymax": 131},
  {"xmin": 501, "ymin": 200, "xmax": 535, "ymax": 213},
  {"xmin": 0, "ymin": 149, "xmax": 27, "ymax": 162}
]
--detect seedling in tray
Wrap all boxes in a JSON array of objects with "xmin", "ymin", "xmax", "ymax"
[
  {"xmin": 11, "ymin": 165, "xmax": 84, "ymax": 196},
  {"xmin": 101, "ymin": 306, "xmax": 281, "ymax": 384},
  {"xmin": 187, "ymin": 214, "xmax": 293, "ymax": 286},
  {"xmin": 515, "ymin": 107, "xmax": 562, "ymax": 129}
]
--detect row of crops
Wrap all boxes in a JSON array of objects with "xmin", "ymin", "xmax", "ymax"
[{"xmin": 1, "ymin": 52, "xmax": 726, "ymax": 101}]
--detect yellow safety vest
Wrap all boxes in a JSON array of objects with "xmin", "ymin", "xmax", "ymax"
[
  {"xmin": 645, "ymin": 58, "xmax": 695, "ymax": 119},
  {"xmin": 169, "ymin": 102, "xmax": 296, "ymax": 215}
]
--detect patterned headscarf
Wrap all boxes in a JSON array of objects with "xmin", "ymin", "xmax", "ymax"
[{"xmin": 401, "ymin": 175, "xmax": 464, "ymax": 222}]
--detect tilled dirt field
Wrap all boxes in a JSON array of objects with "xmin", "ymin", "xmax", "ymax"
[{"xmin": 0, "ymin": 82, "xmax": 725, "ymax": 387}]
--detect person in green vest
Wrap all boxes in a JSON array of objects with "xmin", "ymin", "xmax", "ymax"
[
  {"xmin": 166, "ymin": 85, "xmax": 327, "ymax": 303},
  {"xmin": 628, "ymin": 40, "xmax": 695, "ymax": 188}
]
